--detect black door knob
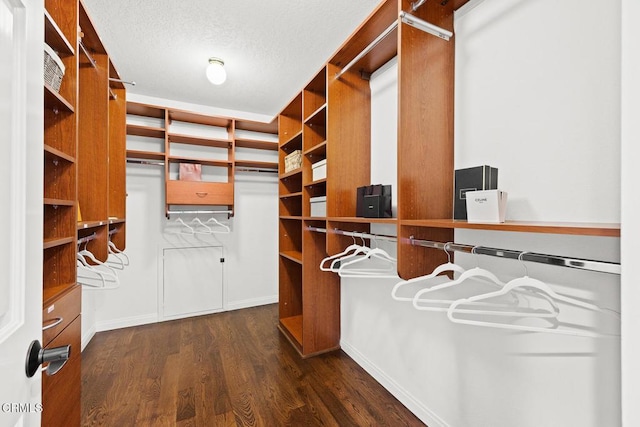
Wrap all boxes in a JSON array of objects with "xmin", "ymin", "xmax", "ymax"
[{"xmin": 25, "ymin": 340, "xmax": 71, "ymax": 378}]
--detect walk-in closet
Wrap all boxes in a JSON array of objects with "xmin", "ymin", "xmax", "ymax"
[{"xmin": 1, "ymin": 0, "xmax": 638, "ymax": 426}]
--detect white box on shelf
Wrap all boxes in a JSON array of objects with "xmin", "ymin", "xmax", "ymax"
[
  {"xmin": 310, "ymin": 196, "xmax": 327, "ymax": 217},
  {"xmin": 312, "ymin": 159, "xmax": 327, "ymax": 181},
  {"xmin": 465, "ymin": 190, "xmax": 508, "ymax": 223}
]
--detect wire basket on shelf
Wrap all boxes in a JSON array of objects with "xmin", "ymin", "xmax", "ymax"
[{"xmin": 44, "ymin": 43, "xmax": 65, "ymax": 92}]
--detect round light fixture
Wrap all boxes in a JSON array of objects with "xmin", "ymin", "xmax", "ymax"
[{"xmin": 206, "ymin": 57, "xmax": 226, "ymax": 85}]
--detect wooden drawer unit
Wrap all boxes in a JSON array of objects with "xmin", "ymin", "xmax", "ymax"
[
  {"xmin": 166, "ymin": 180, "xmax": 233, "ymax": 206},
  {"xmin": 42, "ymin": 316, "xmax": 81, "ymax": 427},
  {"xmin": 42, "ymin": 284, "xmax": 81, "ymax": 347}
]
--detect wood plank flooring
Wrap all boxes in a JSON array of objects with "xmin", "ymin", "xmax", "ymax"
[{"xmin": 81, "ymin": 304, "xmax": 425, "ymax": 426}]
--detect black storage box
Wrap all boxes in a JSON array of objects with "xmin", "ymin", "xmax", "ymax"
[
  {"xmin": 356, "ymin": 184, "xmax": 392, "ymax": 218},
  {"xmin": 454, "ymin": 166, "xmax": 498, "ymax": 220}
]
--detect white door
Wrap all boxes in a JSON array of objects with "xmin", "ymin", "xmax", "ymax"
[{"xmin": 0, "ymin": 0, "xmax": 44, "ymax": 425}]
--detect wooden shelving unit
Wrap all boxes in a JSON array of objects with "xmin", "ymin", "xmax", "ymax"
[
  {"xmin": 42, "ymin": 1, "xmax": 127, "ymax": 424},
  {"xmin": 125, "ymin": 102, "xmax": 278, "ymax": 216}
]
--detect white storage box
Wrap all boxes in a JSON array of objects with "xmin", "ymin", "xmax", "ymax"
[
  {"xmin": 465, "ymin": 190, "xmax": 507, "ymax": 223},
  {"xmin": 310, "ymin": 196, "xmax": 327, "ymax": 217},
  {"xmin": 312, "ymin": 159, "xmax": 327, "ymax": 181}
]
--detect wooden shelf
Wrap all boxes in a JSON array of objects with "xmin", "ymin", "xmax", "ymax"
[
  {"xmin": 108, "ymin": 217, "xmax": 126, "ymax": 224},
  {"xmin": 280, "ymin": 251, "xmax": 303, "ymax": 264},
  {"xmin": 43, "ymin": 236, "xmax": 74, "ymax": 250},
  {"xmin": 126, "ymin": 124, "xmax": 165, "ymax": 139},
  {"xmin": 169, "ymin": 109, "xmax": 232, "ymax": 128},
  {"xmin": 235, "ymin": 160, "xmax": 278, "ymax": 170},
  {"xmin": 168, "ymin": 133, "xmax": 231, "ymax": 148},
  {"xmin": 280, "ymin": 216, "xmax": 302, "ymax": 221},
  {"xmin": 280, "ymin": 192, "xmax": 303, "ymax": 199},
  {"xmin": 43, "ymin": 282, "xmax": 78, "ymax": 307},
  {"xmin": 328, "ymin": 217, "xmax": 397, "ymax": 224},
  {"xmin": 127, "ymin": 102, "xmax": 165, "ymax": 118},
  {"xmin": 44, "ymin": 198, "xmax": 74, "ymax": 207},
  {"xmin": 235, "ymin": 139, "xmax": 278, "ymax": 151},
  {"xmin": 401, "ymin": 219, "xmax": 621, "ymax": 237},
  {"xmin": 77, "ymin": 220, "xmax": 108, "ymax": 230},
  {"xmin": 280, "ymin": 315, "xmax": 303, "ymax": 345},
  {"xmin": 167, "ymin": 156, "xmax": 231, "ymax": 168},
  {"xmin": 305, "ymin": 178, "xmax": 327, "ymax": 187},
  {"xmin": 44, "ymin": 9, "xmax": 74, "ymax": 56},
  {"xmin": 280, "ymin": 168, "xmax": 302, "ymax": 179},
  {"xmin": 126, "ymin": 149, "xmax": 165, "ymax": 161},
  {"xmin": 304, "ymin": 141, "xmax": 327, "ymax": 158},
  {"xmin": 235, "ymin": 119, "xmax": 278, "ymax": 134},
  {"xmin": 44, "ymin": 144, "xmax": 75, "ymax": 163},
  {"xmin": 280, "ymin": 130, "xmax": 303, "ymax": 150},
  {"xmin": 304, "ymin": 104, "xmax": 327, "ymax": 125},
  {"xmin": 44, "ymin": 84, "xmax": 74, "ymax": 113}
]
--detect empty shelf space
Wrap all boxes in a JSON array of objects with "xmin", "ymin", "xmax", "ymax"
[
  {"xmin": 304, "ymin": 141, "xmax": 327, "ymax": 158},
  {"xmin": 304, "ymin": 104, "xmax": 327, "ymax": 125},
  {"xmin": 280, "ymin": 168, "xmax": 302, "ymax": 179},
  {"xmin": 168, "ymin": 133, "xmax": 231, "ymax": 148},
  {"xmin": 280, "ymin": 130, "xmax": 303, "ymax": 150},
  {"xmin": 44, "ymin": 198, "xmax": 74, "ymax": 207},
  {"xmin": 44, "ymin": 145, "xmax": 75, "ymax": 163},
  {"xmin": 280, "ymin": 250, "xmax": 303, "ymax": 263},
  {"xmin": 44, "ymin": 84, "xmax": 74, "ymax": 113},
  {"xmin": 328, "ymin": 217, "xmax": 397, "ymax": 224},
  {"xmin": 235, "ymin": 139, "xmax": 278, "ymax": 151},
  {"xmin": 235, "ymin": 160, "xmax": 278, "ymax": 170},
  {"xmin": 44, "ymin": 10, "xmax": 74, "ymax": 55},
  {"xmin": 43, "ymin": 236, "xmax": 74, "ymax": 250},
  {"xmin": 280, "ymin": 192, "xmax": 303, "ymax": 199},
  {"xmin": 280, "ymin": 315, "xmax": 303, "ymax": 346},
  {"xmin": 401, "ymin": 219, "xmax": 621, "ymax": 237},
  {"xmin": 305, "ymin": 178, "xmax": 327, "ymax": 187},
  {"xmin": 126, "ymin": 123, "xmax": 165, "ymax": 139},
  {"xmin": 126, "ymin": 150, "xmax": 165, "ymax": 161}
]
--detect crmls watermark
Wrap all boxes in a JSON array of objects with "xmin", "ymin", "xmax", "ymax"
[{"xmin": 1, "ymin": 403, "xmax": 44, "ymax": 413}]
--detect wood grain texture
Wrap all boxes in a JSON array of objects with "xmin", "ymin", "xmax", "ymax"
[{"xmin": 81, "ymin": 304, "xmax": 424, "ymax": 426}]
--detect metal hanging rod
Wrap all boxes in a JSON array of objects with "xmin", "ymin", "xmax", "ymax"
[
  {"xmin": 126, "ymin": 159, "xmax": 164, "ymax": 166},
  {"xmin": 307, "ymin": 226, "xmax": 398, "ymax": 243},
  {"xmin": 409, "ymin": 237, "xmax": 621, "ymax": 275},
  {"xmin": 109, "ymin": 77, "xmax": 136, "ymax": 86},
  {"xmin": 166, "ymin": 209, "xmax": 233, "ymax": 219},
  {"xmin": 235, "ymin": 167, "xmax": 279, "ymax": 174},
  {"xmin": 78, "ymin": 41, "xmax": 97, "ymax": 68},
  {"xmin": 77, "ymin": 232, "xmax": 97, "ymax": 245},
  {"xmin": 411, "ymin": 0, "xmax": 428, "ymax": 11},
  {"xmin": 335, "ymin": 20, "xmax": 398, "ymax": 79},
  {"xmin": 399, "ymin": 11, "xmax": 453, "ymax": 41}
]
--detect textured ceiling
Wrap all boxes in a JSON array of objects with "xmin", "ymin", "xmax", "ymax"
[{"xmin": 83, "ymin": 0, "xmax": 382, "ymax": 120}]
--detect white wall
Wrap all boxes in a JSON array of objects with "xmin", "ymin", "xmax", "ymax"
[
  {"xmin": 82, "ymin": 96, "xmax": 278, "ymax": 346},
  {"xmin": 621, "ymin": 0, "xmax": 640, "ymax": 424},
  {"xmin": 340, "ymin": 1, "xmax": 622, "ymax": 426}
]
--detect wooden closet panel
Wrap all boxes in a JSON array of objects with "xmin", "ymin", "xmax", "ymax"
[
  {"xmin": 397, "ymin": 1, "xmax": 455, "ymax": 278},
  {"xmin": 302, "ymin": 220, "xmax": 340, "ymax": 356},
  {"xmin": 108, "ymin": 87, "xmax": 127, "ymax": 220},
  {"xmin": 326, "ymin": 63, "xmax": 371, "ymax": 217}
]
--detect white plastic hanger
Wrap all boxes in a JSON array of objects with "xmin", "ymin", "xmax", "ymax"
[
  {"xmin": 446, "ymin": 254, "xmax": 619, "ymax": 337},
  {"xmin": 391, "ymin": 243, "xmax": 466, "ymax": 302},
  {"xmin": 175, "ymin": 218, "xmax": 195, "ymax": 235},
  {"xmin": 320, "ymin": 235, "xmax": 363, "ymax": 272},
  {"xmin": 328, "ymin": 234, "xmax": 371, "ymax": 272},
  {"xmin": 107, "ymin": 240, "xmax": 129, "ymax": 268},
  {"xmin": 411, "ymin": 249, "xmax": 557, "ymax": 317},
  {"xmin": 77, "ymin": 253, "xmax": 119, "ymax": 289},
  {"xmin": 204, "ymin": 217, "xmax": 231, "ymax": 233},
  {"xmin": 337, "ymin": 237, "xmax": 397, "ymax": 278}
]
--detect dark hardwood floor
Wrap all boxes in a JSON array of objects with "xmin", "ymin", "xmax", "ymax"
[{"xmin": 81, "ymin": 304, "xmax": 424, "ymax": 426}]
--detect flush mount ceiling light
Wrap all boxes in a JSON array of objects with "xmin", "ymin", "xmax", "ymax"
[{"xmin": 206, "ymin": 57, "xmax": 226, "ymax": 85}]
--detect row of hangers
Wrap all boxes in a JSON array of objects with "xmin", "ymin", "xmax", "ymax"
[
  {"xmin": 319, "ymin": 234, "xmax": 397, "ymax": 279},
  {"xmin": 77, "ymin": 232, "xmax": 129, "ymax": 289},
  {"xmin": 319, "ymin": 235, "xmax": 619, "ymax": 338},
  {"xmin": 173, "ymin": 217, "xmax": 230, "ymax": 234},
  {"xmin": 390, "ymin": 244, "xmax": 619, "ymax": 338}
]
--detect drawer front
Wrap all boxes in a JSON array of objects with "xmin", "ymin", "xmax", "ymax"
[
  {"xmin": 42, "ymin": 316, "xmax": 81, "ymax": 427},
  {"xmin": 166, "ymin": 180, "xmax": 234, "ymax": 205},
  {"xmin": 42, "ymin": 284, "xmax": 81, "ymax": 347}
]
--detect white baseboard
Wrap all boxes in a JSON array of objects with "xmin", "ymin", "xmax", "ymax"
[
  {"xmin": 81, "ymin": 323, "xmax": 96, "ymax": 352},
  {"xmin": 225, "ymin": 295, "xmax": 278, "ymax": 311},
  {"xmin": 95, "ymin": 313, "xmax": 158, "ymax": 333},
  {"xmin": 340, "ymin": 340, "xmax": 450, "ymax": 427}
]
